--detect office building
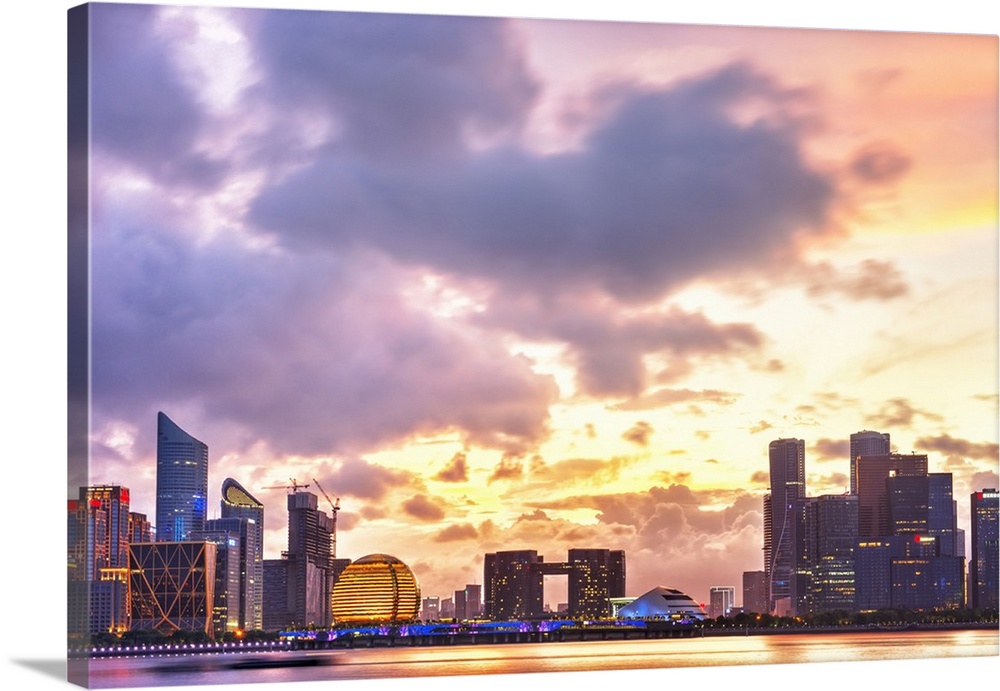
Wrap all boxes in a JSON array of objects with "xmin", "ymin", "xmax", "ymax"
[
  {"xmin": 764, "ymin": 438, "xmax": 806, "ymax": 615},
  {"xmin": 193, "ymin": 527, "xmax": 242, "ymax": 638},
  {"xmin": 262, "ymin": 491, "xmax": 335, "ymax": 629},
  {"xmin": 155, "ymin": 412, "xmax": 208, "ymax": 542},
  {"xmin": 484, "ymin": 550, "xmax": 543, "ymax": 620},
  {"xmin": 970, "ymin": 489, "xmax": 999, "ymax": 610},
  {"xmin": 220, "ymin": 478, "xmax": 265, "ymax": 630},
  {"xmin": 567, "ymin": 549, "xmax": 626, "ymax": 618},
  {"xmin": 708, "ymin": 586, "xmax": 735, "ymax": 618},
  {"xmin": 67, "ymin": 486, "xmax": 131, "ymax": 638},
  {"xmin": 849, "ymin": 430, "xmax": 890, "ymax": 494},
  {"xmin": 128, "ymin": 541, "xmax": 217, "ymax": 637},
  {"xmin": 129, "ymin": 512, "xmax": 152, "ymax": 543},
  {"xmin": 808, "ymin": 494, "xmax": 858, "ymax": 613},
  {"xmin": 742, "ymin": 571, "xmax": 767, "ymax": 614},
  {"xmin": 855, "ymin": 453, "xmax": 927, "ymax": 538},
  {"xmin": 421, "ymin": 596, "xmax": 441, "ymax": 621}
]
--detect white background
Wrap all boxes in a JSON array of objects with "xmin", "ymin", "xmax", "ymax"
[{"xmin": 1, "ymin": 1, "xmax": 997, "ymax": 690}]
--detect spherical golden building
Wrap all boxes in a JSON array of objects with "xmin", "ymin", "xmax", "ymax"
[{"xmin": 331, "ymin": 553, "xmax": 421, "ymax": 624}]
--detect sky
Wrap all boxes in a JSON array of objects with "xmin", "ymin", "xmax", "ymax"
[
  {"xmin": 65, "ymin": 0, "xmax": 1000, "ymax": 614},
  {"xmin": 1, "ymin": 3, "xmax": 998, "ymax": 691}
]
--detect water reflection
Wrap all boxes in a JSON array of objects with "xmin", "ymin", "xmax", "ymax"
[{"xmin": 86, "ymin": 629, "xmax": 999, "ymax": 688}]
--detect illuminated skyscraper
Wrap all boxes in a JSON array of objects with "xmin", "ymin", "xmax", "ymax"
[
  {"xmin": 708, "ymin": 586, "xmax": 735, "ymax": 618},
  {"xmin": 970, "ymin": 489, "xmax": 999, "ymax": 611},
  {"xmin": 764, "ymin": 438, "xmax": 805, "ymax": 615},
  {"xmin": 808, "ymin": 494, "xmax": 858, "ymax": 613},
  {"xmin": 742, "ymin": 571, "xmax": 767, "ymax": 614},
  {"xmin": 220, "ymin": 478, "xmax": 265, "ymax": 630},
  {"xmin": 155, "ymin": 412, "xmax": 208, "ymax": 542}
]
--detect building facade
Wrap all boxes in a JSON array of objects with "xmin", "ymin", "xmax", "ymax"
[
  {"xmin": 849, "ymin": 430, "xmax": 891, "ymax": 495},
  {"xmin": 742, "ymin": 571, "xmax": 767, "ymax": 614},
  {"xmin": 220, "ymin": 478, "xmax": 265, "ymax": 630},
  {"xmin": 855, "ymin": 453, "xmax": 928, "ymax": 538},
  {"xmin": 970, "ymin": 489, "xmax": 999, "ymax": 611},
  {"xmin": 155, "ymin": 412, "xmax": 209, "ymax": 542},
  {"xmin": 128, "ymin": 541, "xmax": 217, "ymax": 637},
  {"xmin": 764, "ymin": 438, "xmax": 806, "ymax": 615},
  {"xmin": 808, "ymin": 494, "xmax": 858, "ymax": 613},
  {"xmin": 708, "ymin": 586, "xmax": 735, "ymax": 618}
]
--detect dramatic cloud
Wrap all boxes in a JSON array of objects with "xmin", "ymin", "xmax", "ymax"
[
  {"xmin": 915, "ymin": 434, "xmax": 999, "ymax": 461},
  {"xmin": 250, "ymin": 62, "xmax": 837, "ymax": 305},
  {"xmin": 434, "ymin": 523, "xmax": 479, "ymax": 543},
  {"xmin": 434, "ymin": 452, "xmax": 470, "ymax": 483},
  {"xmin": 804, "ymin": 259, "xmax": 909, "ymax": 301},
  {"xmin": 866, "ymin": 398, "xmax": 945, "ymax": 429},
  {"xmin": 488, "ymin": 455, "xmax": 525, "ymax": 483},
  {"xmin": 402, "ymin": 494, "xmax": 448, "ymax": 521},
  {"xmin": 812, "ymin": 438, "xmax": 849, "ymax": 460}
]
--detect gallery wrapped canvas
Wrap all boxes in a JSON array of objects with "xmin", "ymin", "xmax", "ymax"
[{"xmin": 65, "ymin": 1, "xmax": 998, "ymax": 690}]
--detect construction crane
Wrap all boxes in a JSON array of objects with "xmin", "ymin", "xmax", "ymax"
[
  {"xmin": 312, "ymin": 478, "xmax": 341, "ymax": 558},
  {"xmin": 261, "ymin": 478, "xmax": 310, "ymax": 493}
]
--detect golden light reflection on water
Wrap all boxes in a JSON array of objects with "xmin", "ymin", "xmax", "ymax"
[{"xmin": 87, "ymin": 630, "xmax": 999, "ymax": 688}]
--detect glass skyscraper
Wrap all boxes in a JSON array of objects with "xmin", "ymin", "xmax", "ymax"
[
  {"xmin": 155, "ymin": 412, "xmax": 208, "ymax": 542},
  {"xmin": 220, "ymin": 478, "xmax": 265, "ymax": 630}
]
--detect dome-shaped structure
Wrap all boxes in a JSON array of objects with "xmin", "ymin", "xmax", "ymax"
[
  {"xmin": 331, "ymin": 554, "xmax": 420, "ymax": 624},
  {"xmin": 616, "ymin": 586, "xmax": 707, "ymax": 621}
]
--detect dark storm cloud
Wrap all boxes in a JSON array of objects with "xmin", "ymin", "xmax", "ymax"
[
  {"xmin": 249, "ymin": 62, "xmax": 836, "ymax": 304},
  {"xmin": 90, "ymin": 4, "xmax": 227, "ymax": 187},
  {"xmin": 89, "ymin": 218, "xmax": 559, "ymax": 458},
  {"xmin": 914, "ymin": 434, "xmax": 999, "ymax": 461},
  {"xmin": 249, "ymin": 10, "xmax": 539, "ymax": 162}
]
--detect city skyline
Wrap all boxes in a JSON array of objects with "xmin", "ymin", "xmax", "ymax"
[{"xmin": 73, "ymin": 2, "xmax": 998, "ymax": 610}]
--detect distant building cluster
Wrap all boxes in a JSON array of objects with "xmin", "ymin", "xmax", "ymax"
[
  {"xmin": 744, "ymin": 432, "xmax": 998, "ymax": 618},
  {"xmin": 69, "ymin": 416, "xmax": 998, "ymax": 645}
]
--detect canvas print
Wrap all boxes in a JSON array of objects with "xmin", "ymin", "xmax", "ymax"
[{"xmin": 67, "ymin": 2, "xmax": 999, "ymax": 689}]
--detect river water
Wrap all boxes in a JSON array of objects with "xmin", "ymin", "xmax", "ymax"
[{"xmin": 84, "ymin": 628, "xmax": 998, "ymax": 689}]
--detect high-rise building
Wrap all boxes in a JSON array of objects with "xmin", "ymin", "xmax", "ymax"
[
  {"xmin": 220, "ymin": 478, "xmax": 265, "ymax": 630},
  {"xmin": 970, "ymin": 489, "xmax": 999, "ymax": 611},
  {"xmin": 742, "ymin": 571, "xmax": 767, "ymax": 614},
  {"xmin": 708, "ymin": 586, "xmax": 735, "ymax": 618},
  {"xmin": 68, "ymin": 486, "xmax": 132, "ymax": 638},
  {"xmin": 764, "ymin": 438, "xmax": 805, "ymax": 614},
  {"xmin": 128, "ymin": 512, "xmax": 152, "ymax": 543},
  {"xmin": 484, "ymin": 550, "xmax": 543, "ymax": 620},
  {"xmin": 155, "ymin": 412, "xmax": 208, "ymax": 542},
  {"xmin": 193, "ymin": 526, "xmax": 242, "ymax": 638},
  {"xmin": 567, "ymin": 548, "xmax": 626, "ymax": 618},
  {"xmin": 421, "ymin": 596, "xmax": 441, "ymax": 621},
  {"xmin": 129, "ymin": 541, "xmax": 218, "ymax": 637},
  {"xmin": 849, "ymin": 430, "xmax": 890, "ymax": 494},
  {"xmin": 808, "ymin": 494, "xmax": 858, "ymax": 613},
  {"xmin": 484, "ymin": 549, "xmax": 626, "ymax": 620},
  {"xmin": 262, "ymin": 491, "xmax": 334, "ymax": 629},
  {"xmin": 855, "ymin": 453, "xmax": 928, "ymax": 538},
  {"xmin": 202, "ymin": 517, "xmax": 257, "ymax": 633}
]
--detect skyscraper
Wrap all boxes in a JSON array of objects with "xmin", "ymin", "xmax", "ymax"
[
  {"xmin": 849, "ymin": 430, "xmax": 890, "ymax": 494},
  {"xmin": 808, "ymin": 494, "xmax": 858, "ymax": 613},
  {"xmin": 970, "ymin": 489, "xmax": 999, "ymax": 611},
  {"xmin": 855, "ymin": 453, "xmax": 928, "ymax": 538},
  {"xmin": 742, "ymin": 570, "xmax": 767, "ymax": 614},
  {"xmin": 220, "ymin": 478, "xmax": 265, "ymax": 630},
  {"xmin": 155, "ymin": 412, "xmax": 208, "ymax": 542},
  {"xmin": 708, "ymin": 586, "xmax": 735, "ymax": 618},
  {"xmin": 764, "ymin": 438, "xmax": 805, "ymax": 614},
  {"xmin": 262, "ymin": 491, "xmax": 335, "ymax": 629}
]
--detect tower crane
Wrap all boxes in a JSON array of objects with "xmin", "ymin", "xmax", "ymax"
[
  {"xmin": 312, "ymin": 478, "xmax": 341, "ymax": 558},
  {"xmin": 261, "ymin": 478, "xmax": 310, "ymax": 493}
]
